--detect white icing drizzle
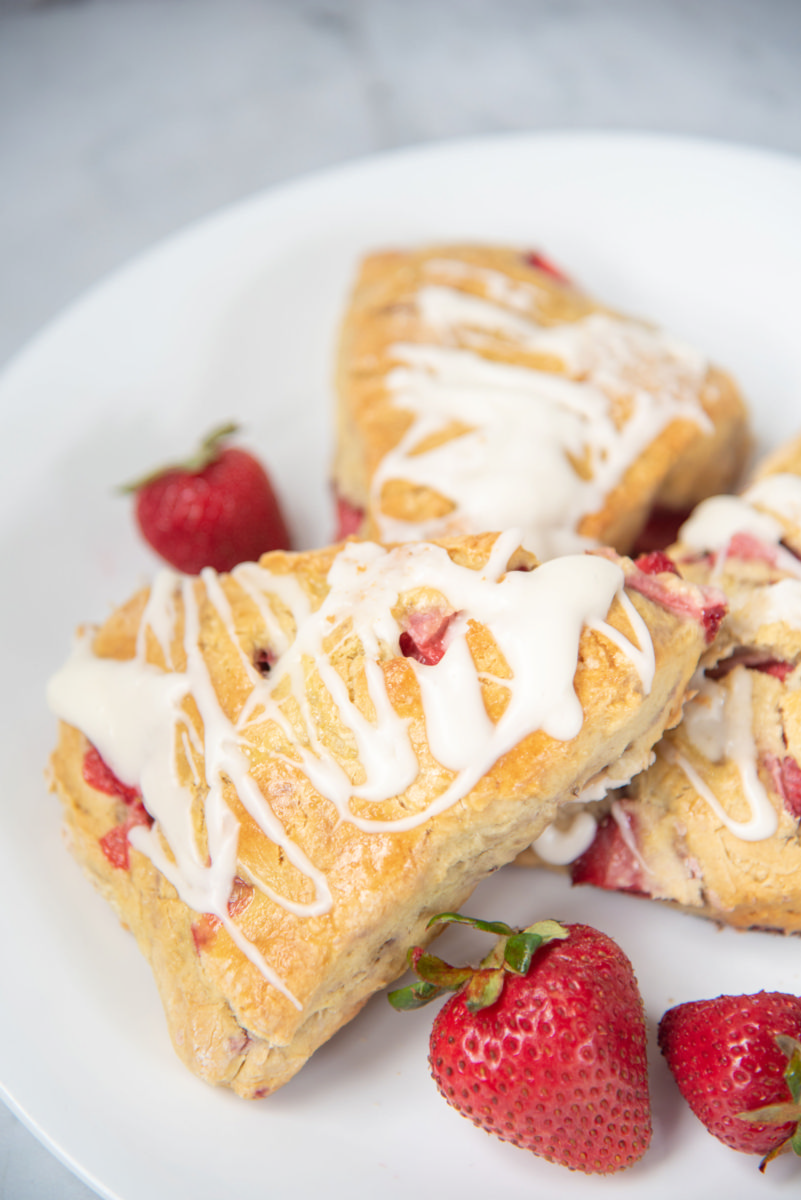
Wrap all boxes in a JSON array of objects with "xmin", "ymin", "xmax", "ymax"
[
  {"xmin": 673, "ymin": 668, "xmax": 778, "ymax": 842},
  {"xmin": 135, "ymin": 568, "xmax": 180, "ymax": 665},
  {"xmin": 681, "ymin": 673, "xmax": 728, "ymax": 763},
  {"xmin": 609, "ymin": 799, "xmax": 654, "ymax": 877},
  {"xmin": 371, "ymin": 268, "xmax": 711, "ymax": 560},
  {"xmin": 531, "ymin": 809, "xmax": 598, "ymax": 865},
  {"xmin": 673, "ymin": 476, "xmax": 801, "ymax": 844},
  {"xmin": 679, "ymin": 494, "xmax": 786, "ymax": 553},
  {"xmin": 746, "ymin": 473, "xmax": 801, "ymax": 529},
  {"xmin": 423, "ymin": 258, "xmax": 547, "ymax": 313},
  {"xmin": 576, "ymin": 755, "xmax": 653, "ymax": 805},
  {"xmin": 678, "ymin": 487, "xmax": 801, "ymax": 580},
  {"xmin": 587, "ymin": 590, "xmax": 655, "ymax": 695},
  {"xmin": 48, "ymin": 536, "xmax": 653, "ymax": 997},
  {"xmin": 729, "ymin": 577, "xmax": 801, "ymax": 641},
  {"xmin": 531, "ymin": 595, "xmax": 655, "ymax": 864}
]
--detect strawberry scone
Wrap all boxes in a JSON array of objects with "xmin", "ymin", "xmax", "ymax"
[
  {"xmin": 567, "ymin": 439, "xmax": 801, "ymax": 932},
  {"xmin": 48, "ymin": 532, "xmax": 717, "ymax": 1096},
  {"xmin": 333, "ymin": 245, "xmax": 750, "ymax": 558}
]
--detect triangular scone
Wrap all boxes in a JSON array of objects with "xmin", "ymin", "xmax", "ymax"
[
  {"xmin": 569, "ymin": 438, "xmax": 801, "ymax": 932},
  {"xmin": 48, "ymin": 532, "xmax": 718, "ymax": 1097},
  {"xmin": 333, "ymin": 244, "xmax": 750, "ymax": 558}
]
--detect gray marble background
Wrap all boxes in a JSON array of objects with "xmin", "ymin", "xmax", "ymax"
[{"xmin": 1, "ymin": 0, "xmax": 800, "ymax": 1195}]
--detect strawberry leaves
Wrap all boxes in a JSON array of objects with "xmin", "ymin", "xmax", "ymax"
[
  {"xmin": 388, "ymin": 913, "xmax": 568, "ymax": 1012},
  {"xmin": 120, "ymin": 421, "xmax": 239, "ymax": 493},
  {"xmin": 738, "ymin": 1035, "xmax": 801, "ymax": 1171}
]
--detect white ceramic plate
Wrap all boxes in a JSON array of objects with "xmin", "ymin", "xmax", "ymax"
[{"xmin": 3, "ymin": 132, "xmax": 801, "ymax": 1200}]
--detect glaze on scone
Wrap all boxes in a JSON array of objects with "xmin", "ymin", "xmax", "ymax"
[
  {"xmin": 48, "ymin": 532, "xmax": 717, "ymax": 1096},
  {"xmin": 334, "ymin": 245, "xmax": 750, "ymax": 558}
]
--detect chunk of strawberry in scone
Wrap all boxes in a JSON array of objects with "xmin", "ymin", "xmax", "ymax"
[
  {"xmin": 571, "ymin": 806, "xmax": 650, "ymax": 896},
  {"xmin": 82, "ymin": 744, "xmax": 141, "ymax": 805},
  {"xmin": 763, "ymin": 754, "xmax": 801, "ymax": 821},
  {"xmin": 398, "ymin": 608, "xmax": 460, "ymax": 665},
  {"xmin": 82, "ymin": 745, "xmax": 153, "ymax": 870},
  {"xmin": 634, "ymin": 550, "xmax": 680, "ymax": 578},
  {"xmin": 192, "ymin": 876, "xmax": 254, "ymax": 951},
  {"xmin": 523, "ymin": 250, "xmax": 572, "ymax": 285},
  {"xmin": 99, "ymin": 802, "xmax": 153, "ymax": 871},
  {"xmin": 621, "ymin": 558, "xmax": 727, "ymax": 644},
  {"xmin": 707, "ymin": 649, "xmax": 794, "ymax": 683},
  {"xmin": 725, "ymin": 531, "xmax": 785, "ymax": 567},
  {"xmin": 335, "ymin": 495, "xmax": 365, "ymax": 540}
]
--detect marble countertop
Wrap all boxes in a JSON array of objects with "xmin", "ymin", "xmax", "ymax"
[{"xmin": 2, "ymin": 0, "xmax": 800, "ymax": 1195}]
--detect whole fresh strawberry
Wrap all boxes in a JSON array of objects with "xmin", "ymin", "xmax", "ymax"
[
  {"xmin": 658, "ymin": 992, "xmax": 801, "ymax": 1171},
  {"xmin": 389, "ymin": 915, "xmax": 652, "ymax": 1174},
  {"xmin": 124, "ymin": 422, "xmax": 290, "ymax": 574}
]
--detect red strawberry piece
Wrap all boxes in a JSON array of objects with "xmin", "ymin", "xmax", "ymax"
[
  {"xmin": 191, "ymin": 876, "xmax": 254, "ymax": 951},
  {"xmin": 757, "ymin": 660, "xmax": 796, "ymax": 682},
  {"xmin": 399, "ymin": 608, "xmax": 459, "ymax": 665},
  {"xmin": 706, "ymin": 648, "xmax": 794, "ymax": 683},
  {"xmin": 571, "ymin": 807, "xmax": 649, "ymax": 895},
  {"xmin": 98, "ymin": 801, "xmax": 153, "ymax": 871},
  {"xmin": 724, "ymin": 530, "xmax": 781, "ymax": 566},
  {"xmin": 84, "ymin": 746, "xmax": 152, "ymax": 869},
  {"xmin": 390, "ymin": 915, "xmax": 651, "ymax": 1174},
  {"xmin": 124, "ymin": 422, "xmax": 290, "ymax": 574},
  {"xmin": 253, "ymin": 646, "xmax": 277, "ymax": 676},
  {"xmin": 658, "ymin": 992, "xmax": 801, "ymax": 1170},
  {"xmin": 524, "ymin": 251, "xmax": 572, "ymax": 285},
  {"xmin": 634, "ymin": 550, "xmax": 680, "ymax": 578},
  {"xmin": 335, "ymin": 494, "xmax": 365, "ymax": 540},
  {"xmin": 763, "ymin": 754, "xmax": 801, "ymax": 820},
  {"xmin": 82, "ymin": 745, "xmax": 141, "ymax": 806},
  {"xmin": 622, "ymin": 564, "xmax": 727, "ymax": 645}
]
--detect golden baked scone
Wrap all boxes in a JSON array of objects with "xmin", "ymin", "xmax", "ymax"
[
  {"xmin": 333, "ymin": 245, "xmax": 751, "ymax": 558},
  {"xmin": 565, "ymin": 442, "xmax": 801, "ymax": 932},
  {"xmin": 48, "ymin": 532, "xmax": 720, "ymax": 1096}
]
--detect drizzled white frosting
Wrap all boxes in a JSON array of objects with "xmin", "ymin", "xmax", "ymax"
[
  {"xmin": 676, "ymin": 669, "xmax": 778, "ymax": 842},
  {"xmin": 48, "ymin": 534, "xmax": 653, "ymax": 999},
  {"xmin": 679, "ymin": 494, "xmax": 786, "ymax": 553},
  {"xmin": 678, "ymin": 476, "xmax": 801, "ymax": 579},
  {"xmin": 371, "ymin": 263, "xmax": 711, "ymax": 560},
  {"xmin": 729, "ymin": 578, "xmax": 801, "ymax": 641},
  {"xmin": 746, "ymin": 473, "xmax": 801, "ymax": 529},
  {"xmin": 531, "ymin": 809, "xmax": 598, "ymax": 865},
  {"xmin": 668, "ymin": 473, "xmax": 801, "ymax": 845}
]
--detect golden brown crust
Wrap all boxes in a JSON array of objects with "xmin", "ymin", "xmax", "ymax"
[
  {"xmin": 333, "ymin": 245, "xmax": 750, "ymax": 552},
  {"xmin": 49, "ymin": 534, "xmax": 712, "ymax": 1095}
]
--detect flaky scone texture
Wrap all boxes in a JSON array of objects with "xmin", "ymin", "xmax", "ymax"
[
  {"xmin": 49, "ymin": 533, "xmax": 712, "ymax": 1096},
  {"xmin": 334, "ymin": 245, "xmax": 750, "ymax": 558}
]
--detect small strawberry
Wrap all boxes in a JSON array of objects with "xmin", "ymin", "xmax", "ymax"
[
  {"xmin": 389, "ymin": 915, "xmax": 652, "ymax": 1174},
  {"xmin": 658, "ymin": 992, "xmax": 801, "ymax": 1171},
  {"xmin": 123, "ymin": 422, "xmax": 290, "ymax": 574}
]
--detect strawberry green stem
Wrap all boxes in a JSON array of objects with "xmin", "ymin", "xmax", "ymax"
[
  {"xmin": 119, "ymin": 421, "xmax": 240, "ymax": 493},
  {"xmin": 387, "ymin": 914, "xmax": 568, "ymax": 1013},
  {"xmin": 736, "ymin": 1036, "xmax": 801, "ymax": 1172}
]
